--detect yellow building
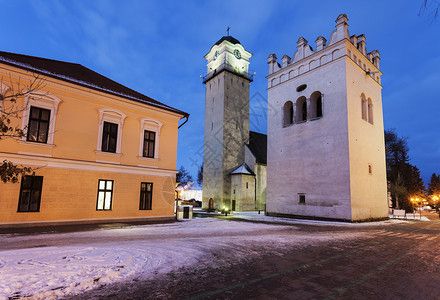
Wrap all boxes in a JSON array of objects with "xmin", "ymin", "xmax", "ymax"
[{"xmin": 0, "ymin": 51, "xmax": 188, "ymax": 227}]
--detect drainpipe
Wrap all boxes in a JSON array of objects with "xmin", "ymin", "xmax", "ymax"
[
  {"xmin": 178, "ymin": 115, "xmax": 189, "ymax": 128},
  {"xmin": 254, "ymin": 176, "xmax": 257, "ymax": 211}
]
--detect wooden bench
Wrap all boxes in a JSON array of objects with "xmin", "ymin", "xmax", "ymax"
[{"xmin": 393, "ymin": 209, "xmax": 406, "ymax": 219}]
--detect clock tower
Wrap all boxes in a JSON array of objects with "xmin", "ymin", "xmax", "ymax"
[{"xmin": 202, "ymin": 36, "xmax": 253, "ymax": 211}]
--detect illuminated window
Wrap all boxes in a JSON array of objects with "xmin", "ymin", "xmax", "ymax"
[
  {"xmin": 298, "ymin": 193, "xmax": 306, "ymax": 204},
  {"xmin": 18, "ymin": 176, "xmax": 43, "ymax": 212},
  {"xmin": 139, "ymin": 182, "xmax": 153, "ymax": 210},
  {"xmin": 101, "ymin": 122, "xmax": 118, "ymax": 153},
  {"xmin": 27, "ymin": 106, "xmax": 50, "ymax": 143},
  {"xmin": 97, "ymin": 179, "xmax": 114, "ymax": 211}
]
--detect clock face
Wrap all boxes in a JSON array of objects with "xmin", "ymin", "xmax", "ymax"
[{"xmin": 234, "ymin": 49, "xmax": 242, "ymax": 59}]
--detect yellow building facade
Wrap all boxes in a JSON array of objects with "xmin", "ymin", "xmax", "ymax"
[{"xmin": 0, "ymin": 51, "xmax": 188, "ymax": 227}]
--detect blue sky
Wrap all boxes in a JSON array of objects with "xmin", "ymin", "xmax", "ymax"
[{"xmin": 1, "ymin": 0, "xmax": 439, "ymax": 183}]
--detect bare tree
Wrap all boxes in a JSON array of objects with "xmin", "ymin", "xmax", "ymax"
[{"xmin": 0, "ymin": 74, "xmax": 46, "ymax": 183}]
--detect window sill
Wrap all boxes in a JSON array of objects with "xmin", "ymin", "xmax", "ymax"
[
  {"xmin": 137, "ymin": 156, "xmax": 159, "ymax": 162},
  {"xmin": 18, "ymin": 140, "xmax": 55, "ymax": 148},
  {"xmin": 95, "ymin": 150, "xmax": 123, "ymax": 157},
  {"xmin": 309, "ymin": 116, "xmax": 322, "ymax": 121}
]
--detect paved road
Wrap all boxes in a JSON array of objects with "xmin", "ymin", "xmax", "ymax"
[{"xmin": 75, "ymin": 214, "xmax": 440, "ymax": 300}]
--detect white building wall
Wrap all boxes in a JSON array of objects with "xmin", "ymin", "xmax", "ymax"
[
  {"xmin": 345, "ymin": 58, "xmax": 388, "ymax": 220},
  {"xmin": 267, "ymin": 55, "xmax": 352, "ymax": 220},
  {"xmin": 266, "ymin": 14, "xmax": 387, "ymax": 221}
]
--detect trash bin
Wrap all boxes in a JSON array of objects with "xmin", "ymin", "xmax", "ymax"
[{"xmin": 177, "ymin": 205, "xmax": 193, "ymax": 219}]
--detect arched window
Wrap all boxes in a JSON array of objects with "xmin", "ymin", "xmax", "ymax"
[
  {"xmin": 361, "ymin": 93, "xmax": 367, "ymax": 121},
  {"xmin": 296, "ymin": 96, "xmax": 307, "ymax": 122},
  {"xmin": 367, "ymin": 98, "xmax": 373, "ymax": 124},
  {"xmin": 283, "ymin": 101, "xmax": 294, "ymax": 126},
  {"xmin": 310, "ymin": 91, "xmax": 323, "ymax": 119}
]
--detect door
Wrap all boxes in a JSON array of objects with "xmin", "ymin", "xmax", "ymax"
[{"xmin": 183, "ymin": 206, "xmax": 190, "ymax": 219}]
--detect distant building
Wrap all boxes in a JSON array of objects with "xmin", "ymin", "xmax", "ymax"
[
  {"xmin": 266, "ymin": 14, "xmax": 388, "ymax": 221},
  {"xmin": 0, "ymin": 51, "xmax": 188, "ymax": 226},
  {"xmin": 201, "ymin": 36, "xmax": 266, "ymax": 211}
]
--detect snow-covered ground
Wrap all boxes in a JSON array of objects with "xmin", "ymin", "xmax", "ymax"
[{"xmin": 0, "ymin": 214, "xmax": 414, "ymax": 299}]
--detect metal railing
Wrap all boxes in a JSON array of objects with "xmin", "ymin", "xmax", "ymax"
[{"xmin": 202, "ymin": 62, "xmax": 254, "ymax": 83}]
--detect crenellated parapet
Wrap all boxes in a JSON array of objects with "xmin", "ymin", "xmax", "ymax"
[{"xmin": 267, "ymin": 14, "xmax": 381, "ymax": 88}]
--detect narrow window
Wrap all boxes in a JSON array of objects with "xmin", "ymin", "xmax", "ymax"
[
  {"xmin": 283, "ymin": 101, "xmax": 294, "ymax": 126},
  {"xmin": 97, "ymin": 179, "xmax": 114, "ymax": 210},
  {"xmin": 296, "ymin": 96, "xmax": 307, "ymax": 122},
  {"xmin": 310, "ymin": 91, "xmax": 323, "ymax": 119},
  {"xmin": 143, "ymin": 130, "xmax": 156, "ymax": 158},
  {"xmin": 140, "ymin": 182, "xmax": 153, "ymax": 210},
  {"xmin": 316, "ymin": 96, "xmax": 322, "ymax": 118},
  {"xmin": 18, "ymin": 175, "xmax": 43, "ymax": 212},
  {"xmin": 302, "ymin": 101, "xmax": 307, "ymax": 121},
  {"xmin": 361, "ymin": 94, "xmax": 367, "ymax": 121},
  {"xmin": 298, "ymin": 194, "xmax": 306, "ymax": 204},
  {"xmin": 246, "ymin": 182, "xmax": 248, "ymax": 189},
  {"xmin": 368, "ymin": 164, "xmax": 373, "ymax": 175},
  {"xmin": 101, "ymin": 121, "xmax": 118, "ymax": 153},
  {"xmin": 367, "ymin": 99, "xmax": 374, "ymax": 124},
  {"xmin": 27, "ymin": 106, "xmax": 50, "ymax": 143}
]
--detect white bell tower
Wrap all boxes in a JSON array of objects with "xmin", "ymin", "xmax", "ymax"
[{"xmin": 201, "ymin": 35, "xmax": 253, "ymax": 211}]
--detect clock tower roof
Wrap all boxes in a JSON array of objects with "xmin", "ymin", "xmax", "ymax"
[{"xmin": 214, "ymin": 35, "xmax": 241, "ymax": 46}]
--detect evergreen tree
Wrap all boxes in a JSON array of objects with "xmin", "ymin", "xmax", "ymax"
[
  {"xmin": 197, "ymin": 165, "xmax": 203, "ymax": 186},
  {"xmin": 385, "ymin": 129, "xmax": 426, "ymax": 212},
  {"xmin": 176, "ymin": 166, "xmax": 193, "ymax": 186}
]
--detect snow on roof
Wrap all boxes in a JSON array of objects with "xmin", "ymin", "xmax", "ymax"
[
  {"xmin": 230, "ymin": 163, "xmax": 255, "ymax": 175},
  {"xmin": 0, "ymin": 51, "xmax": 188, "ymax": 117}
]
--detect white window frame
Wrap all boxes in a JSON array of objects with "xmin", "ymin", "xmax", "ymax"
[
  {"xmin": 138, "ymin": 118, "xmax": 162, "ymax": 161},
  {"xmin": 0, "ymin": 83, "xmax": 10, "ymax": 117},
  {"xmin": 96, "ymin": 108, "xmax": 126, "ymax": 156},
  {"xmin": 20, "ymin": 92, "xmax": 62, "ymax": 146}
]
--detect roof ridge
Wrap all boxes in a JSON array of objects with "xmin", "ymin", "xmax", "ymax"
[{"xmin": 0, "ymin": 50, "xmax": 82, "ymax": 67}]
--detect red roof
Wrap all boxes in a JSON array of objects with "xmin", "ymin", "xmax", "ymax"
[{"xmin": 0, "ymin": 51, "xmax": 188, "ymax": 117}]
